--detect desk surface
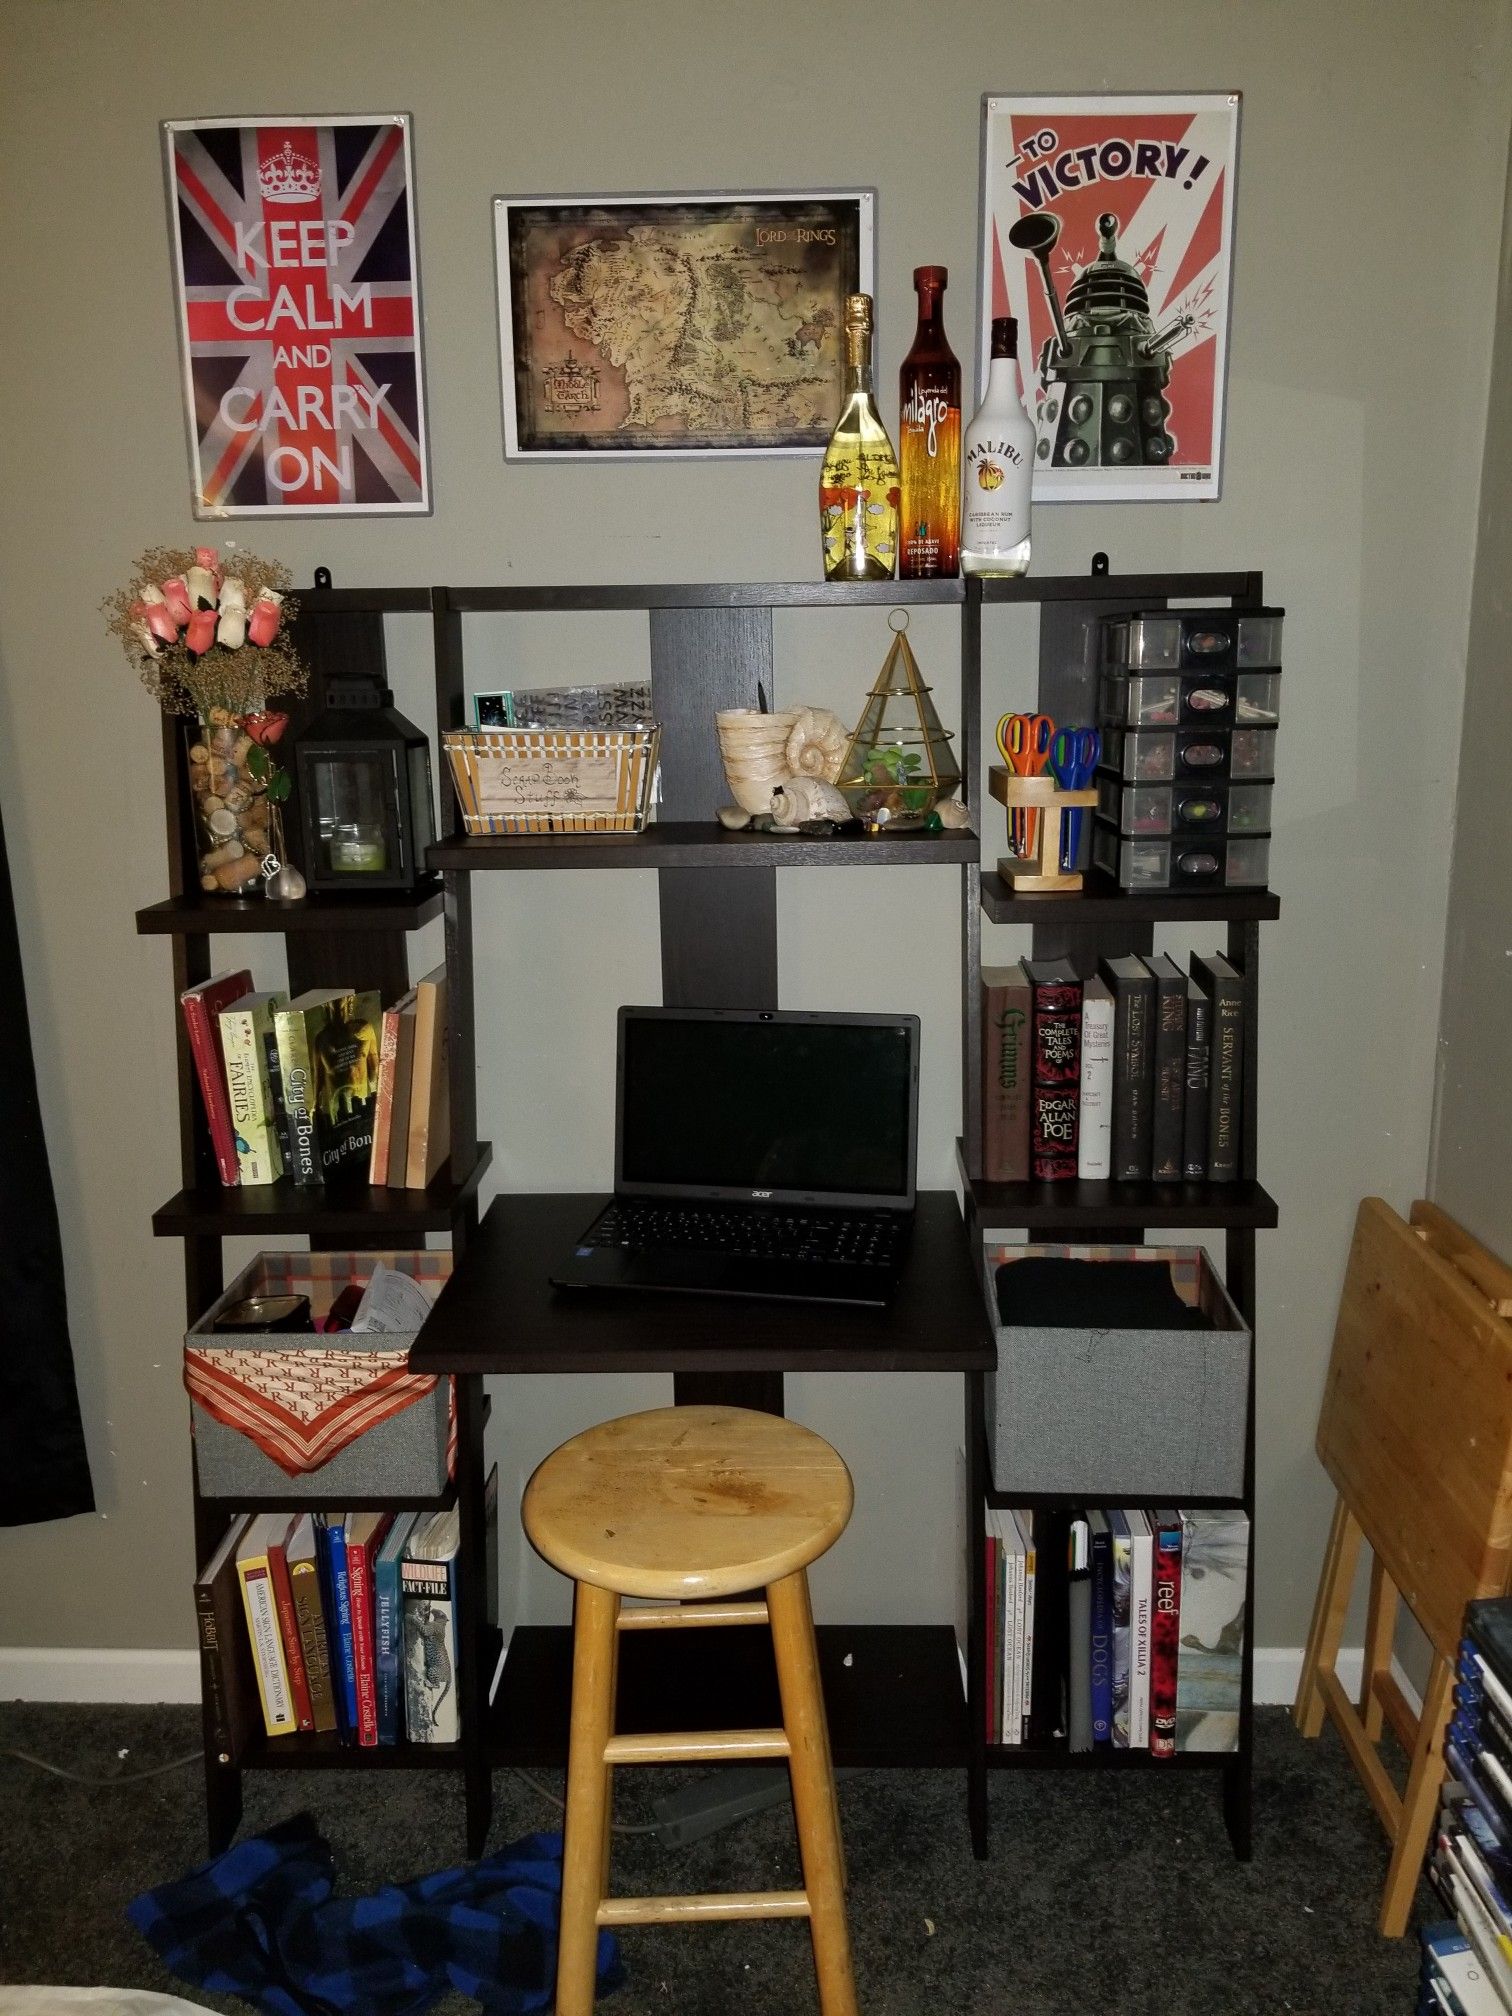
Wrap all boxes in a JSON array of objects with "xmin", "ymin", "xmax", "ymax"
[{"xmin": 411, "ymin": 1191, "xmax": 995, "ymax": 1375}]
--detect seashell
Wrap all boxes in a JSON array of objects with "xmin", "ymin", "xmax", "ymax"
[
  {"xmin": 935, "ymin": 799, "xmax": 972, "ymax": 830},
  {"xmin": 784, "ymin": 706, "xmax": 849, "ymax": 783},
  {"xmin": 716, "ymin": 805, "xmax": 752, "ymax": 830},
  {"xmin": 770, "ymin": 776, "xmax": 850, "ymax": 828}
]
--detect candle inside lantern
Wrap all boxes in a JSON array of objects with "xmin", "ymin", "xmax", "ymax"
[{"xmin": 329, "ymin": 821, "xmax": 388, "ymax": 872}]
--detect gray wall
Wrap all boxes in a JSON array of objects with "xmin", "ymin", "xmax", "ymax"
[
  {"xmin": 1432, "ymin": 126, "xmax": 1512, "ymax": 1251},
  {"xmin": 2, "ymin": 0, "xmax": 1509, "ymax": 1656}
]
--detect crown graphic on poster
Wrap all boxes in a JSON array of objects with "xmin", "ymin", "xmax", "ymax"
[{"xmin": 257, "ymin": 141, "xmax": 322, "ymax": 204}]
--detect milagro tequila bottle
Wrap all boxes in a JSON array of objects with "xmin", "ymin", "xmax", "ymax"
[
  {"xmin": 819, "ymin": 294, "xmax": 900, "ymax": 580},
  {"xmin": 898, "ymin": 265, "xmax": 962, "ymax": 578},
  {"xmin": 961, "ymin": 316, "xmax": 1036, "ymax": 577}
]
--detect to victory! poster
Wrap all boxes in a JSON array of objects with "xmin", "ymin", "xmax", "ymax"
[
  {"xmin": 164, "ymin": 116, "xmax": 429, "ymax": 516},
  {"xmin": 979, "ymin": 94, "xmax": 1240, "ymax": 502}
]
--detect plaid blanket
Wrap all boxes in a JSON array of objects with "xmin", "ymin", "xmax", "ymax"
[{"xmin": 126, "ymin": 1814, "xmax": 622, "ymax": 2014}]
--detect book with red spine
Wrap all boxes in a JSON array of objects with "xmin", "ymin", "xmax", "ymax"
[
  {"xmin": 1150, "ymin": 1507, "xmax": 1184, "ymax": 1759},
  {"xmin": 180, "ymin": 970, "xmax": 253, "ymax": 1187},
  {"xmin": 265, "ymin": 1514, "xmax": 314, "ymax": 1733},
  {"xmin": 345, "ymin": 1511, "xmax": 393, "ymax": 1747},
  {"xmin": 1024, "ymin": 958, "xmax": 1082, "ymax": 1180}
]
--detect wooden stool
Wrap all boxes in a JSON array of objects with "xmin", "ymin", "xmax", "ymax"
[{"xmin": 523, "ymin": 1404, "xmax": 858, "ymax": 2016}]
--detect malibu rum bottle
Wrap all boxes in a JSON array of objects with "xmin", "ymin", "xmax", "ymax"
[
  {"xmin": 898, "ymin": 266, "xmax": 962, "ymax": 578},
  {"xmin": 961, "ymin": 316, "xmax": 1036, "ymax": 577},
  {"xmin": 819, "ymin": 294, "xmax": 899, "ymax": 581}
]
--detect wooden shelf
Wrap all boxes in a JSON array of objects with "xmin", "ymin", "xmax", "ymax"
[
  {"xmin": 153, "ymin": 1145, "xmax": 491, "ymax": 1238},
  {"xmin": 410, "ymin": 1192, "xmax": 995, "ymax": 1378},
  {"xmin": 985, "ymin": 1742, "xmax": 1234, "ymax": 1770},
  {"xmin": 971, "ymin": 570, "xmax": 1261, "ymax": 607},
  {"xmin": 961, "ymin": 1141, "xmax": 1277, "ymax": 1231},
  {"xmin": 980, "ymin": 870, "xmax": 1280, "ymax": 925},
  {"xmin": 488, "ymin": 1622, "xmax": 967, "ymax": 1770},
  {"xmin": 429, "ymin": 822, "xmax": 978, "ymax": 872},
  {"xmin": 981, "ymin": 1484, "xmax": 1246, "ymax": 1514},
  {"xmin": 239, "ymin": 1729, "xmax": 464, "ymax": 1771},
  {"xmin": 201, "ymin": 1484, "xmax": 457, "ymax": 1516},
  {"xmin": 444, "ymin": 581, "xmax": 964, "ymax": 613},
  {"xmin": 136, "ymin": 885, "xmax": 445, "ymax": 936}
]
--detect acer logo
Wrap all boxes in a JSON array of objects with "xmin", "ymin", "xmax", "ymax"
[{"xmin": 751, "ymin": 1189, "xmax": 773, "ymax": 1199}]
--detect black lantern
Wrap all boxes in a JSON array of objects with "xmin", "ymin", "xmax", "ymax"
[{"xmin": 293, "ymin": 670, "xmax": 435, "ymax": 893}]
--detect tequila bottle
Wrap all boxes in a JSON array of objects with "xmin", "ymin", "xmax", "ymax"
[
  {"xmin": 961, "ymin": 316, "xmax": 1036, "ymax": 577},
  {"xmin": 819, "ymin": 294, "xmax": 899, "ymax": 581},
  {"xmin": 898, "ymin": 266, "xmax": 961, "ymax": 578}
]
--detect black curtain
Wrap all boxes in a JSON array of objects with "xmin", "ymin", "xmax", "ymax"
[{"xmin": 0, "ymin": 799, "xmax": 94, "ymax": 1523}]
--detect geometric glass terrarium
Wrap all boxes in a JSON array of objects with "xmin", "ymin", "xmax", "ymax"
[{"xmin": 835, "ymin": 612, "xmax": 962, "ymax": 830}]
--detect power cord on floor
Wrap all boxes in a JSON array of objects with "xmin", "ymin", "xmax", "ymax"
[
  {"xmin": 1, "ymin": 1746, "xmax": 657, "ymax": 1834},
  {"xmin": 1, "ymin": 1746, "xmax": 203, "ymax": 1786},
  {"xmin": 510, "ymin": 1767, "xmax": 662, "ymax": 1835}
]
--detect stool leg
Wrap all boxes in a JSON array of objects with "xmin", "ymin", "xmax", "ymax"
[
  {"xmin": 768, "ymin": 1570, "xmax": 858, "ymax": 2016},
  {"xmin": 558, "ymin": 1580, "xmax": 620, "ymax": 2016}
]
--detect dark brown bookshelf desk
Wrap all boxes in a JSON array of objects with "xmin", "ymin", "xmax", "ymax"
[{"xmin": 412, "ymin": 1191, "xmax": 993, "ymax": 1780}]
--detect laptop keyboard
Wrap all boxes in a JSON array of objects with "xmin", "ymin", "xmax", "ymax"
[{"xmin": 586, "ymin": 1202, "xmax": 904, "ymax": 1269}]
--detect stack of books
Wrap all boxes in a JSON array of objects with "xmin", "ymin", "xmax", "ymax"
[
  {"xmin": 195, "ymin": 1474, "xmax": 495, "ymax": 1753},
  {"xmin": 981, "ymin": 952, "xmax": 1246, "ymax": 1184},
  {"xmin": 180, "ymin": 964, "xmax": 449, "ymax": 1190},
  {"xmin": 1425, "ymin": 1596, "xmax": 1512, "ymax": 2010},
  {"xmin": 968, "ymin": 1499, "xmax": 1249, "ymax": 1755}
]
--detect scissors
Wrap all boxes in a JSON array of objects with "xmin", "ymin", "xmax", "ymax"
[
  {"xmin": 996, "ymin": 712, "xmax": 1053, "ymax": 856},
  {"xmin": 1050, "ymin": 725, "xmax": 1101, "ymax": 869}
]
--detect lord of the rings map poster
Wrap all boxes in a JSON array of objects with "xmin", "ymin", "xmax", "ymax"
[{"xmin": 495, "ymin": 191, "xmax": 874, "ymax": 459}]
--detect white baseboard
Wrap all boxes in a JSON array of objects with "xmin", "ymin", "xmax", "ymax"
[
  {"xmin": 5, "ymin": 1640, "xmax": 1426, "ymax": 1716},
  {"xmin": 0, "ymin": 1647, "xmax": 200, "ymax": 1705}
]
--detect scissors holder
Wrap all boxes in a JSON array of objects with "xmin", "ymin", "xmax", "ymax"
[{"xmin": 988, "ymin": 765, "xmax": 1098, "ymax": 891}]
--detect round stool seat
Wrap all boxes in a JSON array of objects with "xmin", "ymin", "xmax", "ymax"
[{"xmin": 523, "ymin": 1404, "xmax": 854, "ymax": 1601}]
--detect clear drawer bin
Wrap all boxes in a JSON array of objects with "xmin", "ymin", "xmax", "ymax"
[
  {"xmin": 1236, "ymin": 672, "xmax": 1281, "ymax": 725},
  {"xmin": 1236, "ymin": 609, "xmax": 1285, "ymax": 667},
  {"xmin": 1101, "ymin": 728, "xmax": 1175, "ymax": 781},
  {"xmin": 1098, "ymin": 774, "xmax": 1171, "ymax": 835},
  {"xmin": 1224, "ymin": 835, "xmax": 1272, "ymax": 885},
  {"xmin": 1229, "ymin": 727, "xmax": 1277, "ymax": 778},
  {"xmin": 1100, "ymin": 672, "xmax": 1180, "ymax": 727},
  {"xmin": 1103, "ymin": 614, "xmax": 1182, "ymax": 670},
  {"xmin": 1093, "ymin": 821, "xmax": 1272, "ymax": 890},
  {"xmin": 1226, "ymin": 783, "xmax": 1273, "ymax": 831}
]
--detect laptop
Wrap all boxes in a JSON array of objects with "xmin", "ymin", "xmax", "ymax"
[{"xmin": 550, "ymin": 1006, "xmax": 921, "ymax": 1308}]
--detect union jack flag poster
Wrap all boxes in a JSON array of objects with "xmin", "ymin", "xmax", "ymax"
[
  {"xmin": 164, "ymin": 115, "xmax": 430, "ymax": 516},
  {"xmin": 979, "ymin": 94, "xmax": 1240, "ymax": 502}
]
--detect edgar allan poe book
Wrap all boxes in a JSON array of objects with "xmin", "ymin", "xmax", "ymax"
[
  {"xmin": 1024, "ymin": 958, "xmax": 1082, "ymax": 1180},
  {"xmin": 274, "ymin": 989, "xmax": 383, "ymax": 1186}
]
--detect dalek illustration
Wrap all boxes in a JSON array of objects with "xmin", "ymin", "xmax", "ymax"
[{"xmin": 1007, "ymin": 209, "xmax": 1193, "ymax": 469}]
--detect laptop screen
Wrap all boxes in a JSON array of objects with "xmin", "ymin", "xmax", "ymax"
[{"xmin": 617, "ymin": 1007, "xmax": 919, "ymax": 1209}]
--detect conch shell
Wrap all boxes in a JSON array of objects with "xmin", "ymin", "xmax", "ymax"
[
  {"xmin": 770, "ymin": 776, "xmax": 850, "ymax": 827},
  {"xmin": 784, "ymin": 706, "xmax": 849, "ymax": 783}
]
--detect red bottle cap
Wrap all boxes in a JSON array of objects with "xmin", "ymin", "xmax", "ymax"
[{"xmin": 913, "ymin": 265, "xmax": 948, "ymax": 290}]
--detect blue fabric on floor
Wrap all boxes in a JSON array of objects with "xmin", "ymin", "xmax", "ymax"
[{"xmin": 125, "ymin": 1813, "xmax": 622, "ymax": 2014}]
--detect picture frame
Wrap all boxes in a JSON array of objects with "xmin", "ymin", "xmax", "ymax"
[
  {"xmin": 163, "ymin": 114, "xmax": 430, "ymax": 517},
  {"xmin": 977, "ymin": 93, "xmax": 1240, "ymax": 503},
  {"xmin": 494, "ymin": 189, "xmax": 875, "ymax": 460}
]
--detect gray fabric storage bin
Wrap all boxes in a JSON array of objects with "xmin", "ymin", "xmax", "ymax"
[
  {"xmin": 185, "ymin": 1249, "xmax": 452, "ymax": 1500},
  {"xmin": 983, "ymin": 1243, "xmax": 1249, "ymax": 1498}
]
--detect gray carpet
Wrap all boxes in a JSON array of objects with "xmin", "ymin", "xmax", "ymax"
[{"xmin": 0, "ymin": 1703, "xmax": 1429, "ymax": 2014}]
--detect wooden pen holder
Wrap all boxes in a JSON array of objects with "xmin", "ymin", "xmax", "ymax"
[{"xmin": 988, "ymin": 766, "xmax": 1099, "ymax": 892}]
